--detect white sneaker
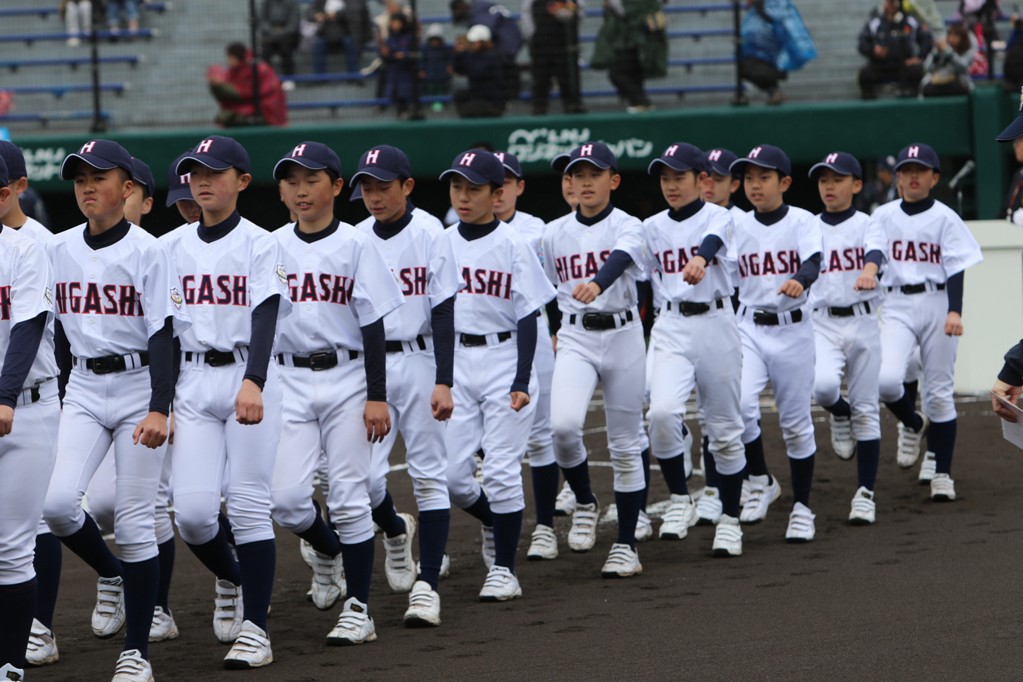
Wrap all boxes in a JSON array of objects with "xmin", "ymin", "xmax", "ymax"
[
  {"xmin": 740, "ymin": 478, "xmax": 751, "ymax": 507},
  {"xmin": 659, "ymin": 494, "xmax": 697, "ymax": 540},
  {"xmin": 554, "ymin": 482, "xmax": 577, "ymax": 516},
  {"xmin": 739, "ymin": 475, "xmax": 781, "ymax": 524},
  {"xmin": 0, "ymin": 663, "xmax": 24, "ymax": 680},
  {"xmin": 26, "ymin": 618, "xmax": 59, "ymax": 666},
  {"xmin": 415, "ymin": 553, "xmax": 450, "ymax": 579},
  {"xmin": 568, "ymin": 501, "xmax": 599, "ymax": 552},
  {"xmin": 600, "ymin": 543, "xmax": 642, "ymax": 578},
  {"xmin": 299, "ymin": 538, "xmax": 316, "ymax": 569},
  {"xmin": 223, "ymin": 621, "xmax": 273, "ymax": 669},
  {"xmin": 481, "ymin": 525, "xmax": 496, "ymax": 569},
  {"xmin": 696, "ymin": 486, "xmax": 723, "ymax": 525},
  {"xmin": 403, "ymin": 580, "xmax": 441, "ymax": 627},
  {"xmin": 896, "ymin": 412, "xmax": 929, "ymax": 468},
  {"xmin": 930, "ymin": 473, "xmax": 956, "ymax": 501},
  {"xmin": 682, "ymin": 425, "xmax": 694, "ymax": 479},
  {"xmin": 711, "ymin": 515, "xmax": 743, "ymax": 557},
  {"xmin": 526, "ymin": 524, "xmax": 558, "ymax": 561},
  {"xmin": 326, "ymin": 597, "xmax": 377, "ymax": 645},
  {"xmin": 479, "ymin": 565, "xmax": 522, "ymax": 601},
  {"xmin": 829, "ymin": 414, "xmax": 855, "ymax": 460},
  {"xmin": 112, "ymin": 649, "xmax": 152, "ymax": 681},
  {"xmin": 148, "ymin": 606, "xmax": 179, "ymax": 642},
  {"xmin": 634, "ymin": 510, "xmax": 653, "ymax": 542},
  {"xmin": 384, "ymin": 512, "xmax": 417, "ymax": 594},
  {"xmin": 213, "ymin": 579, "xmax": 244, "ymax": 643},
  {"xmin": 310, "ymin": 550, "xmax": 346, "ymax": 609},
  {"xmin": 848, "ymin": 486, "xmax": 876, "ymax": 525},
  {"xmin": 918, "ymin": 451, "xmax": 936, "ymax": 484},
  {"xmin": 92, "ymin": 576, "xmax": 125, "ymax": 638},
  {"xmin": 785, "ymin": 502, "xmax": 816, "ymax": 543}
]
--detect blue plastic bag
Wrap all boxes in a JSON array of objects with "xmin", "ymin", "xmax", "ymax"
[{"xmin": 741, "ymin": 0, "xmax": 817, "ymax": 72}]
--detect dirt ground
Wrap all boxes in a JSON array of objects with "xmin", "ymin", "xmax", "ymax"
[{"xmin": 30, "ymin": 397, "xmax": 1023, "ymax": 681}]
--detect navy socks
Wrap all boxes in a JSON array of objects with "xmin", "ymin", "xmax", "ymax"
[
  {"xmin": 491, "ymin": 510, "xmax": 523, "ymax": 572},
  {"xmin": 339, "ymin": 538, "xmax": 374, "ymax": 605},
  {"xmin": 702, "ymin": 436, "xmax": 720, "ymax": 487},
  {"xmin": 530, "ymin": 463, "xmax": 559, "ymax": 528},
  {"xmin": 856, "ymin": 439, "xmax": 880, "ymax": 491},
  {"xmin": 236, "ymin": 540, "xmax": 275, "ymax": 632},
  {"xmin": 614, "ymin": 489, "xmax": 644, "ymax": 549},
  {"xmin": 155, "ymin": 537, "xmax": 175, "ymax": 612},
  {"xmin": 296, "ymin": 510, "xmax": 342, "ymax": 558},
  {"xmin": 560, "ymin": 461, "xmax": 597, "ymax": 506},
  {"xmin": 122, "ymin": 557, "xmax": 159, "ymax": 658},
  {"xmin": 657, "ymin": 453, "xmax": 689, "ymax": 496},
  {"xmin": 885, "ymin": 392, "xmax": 924, "ymax": 431},
  {"xmin": 34, "ymin": 532, "xmax": 62, "ymax": 628},
  {"xmin": 928, "ymin": 418, "xmax": 957, "ymax": 475},
  {"xmin": 185, "ymin": 524, "xmax": 242, "ymax": 586},
  {"xmin": 59, "ymin": 514, "xmax": 122, "ymax": 579},
  {"xmin": 789, "ymin": 455, "xmax": 815, "ymax": 507},
  {"xmin": 0, "ymin": 579, "xmax": 35, "ymax": 668},
  {"xmin": 823, "ymin": 397, "xmax": 852, "ymax": 418},
  {"xmin": 417, "ymin": 509, "xmax": 449, "ymax": 590},
  {"xmin": 462, "ymin": 491, "xmax": 494, "ymax": 527},
  {"xmin": 718, "ymin": 471, "xmax": 743, "ymax": 518},
  {"xmin": 639, "ymin": 447, "xmax": 651, "ymax": 510},
  {"xmin": 371, "ymin": 491, "xmax": 407, "ymax": 539},
  {"xmin": 744, "ymin": 435, "xmax": 769, "ymax": 478}
]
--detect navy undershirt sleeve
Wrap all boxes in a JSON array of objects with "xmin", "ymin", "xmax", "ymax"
[
  {"xmin": 55, "ymin": 319, "xmax": 72, "ymax": 402},
  {"xmin": 147, "ymin": 317, "xmax": 175, "ymax": 415},
  {"xmin": 545, "ymin": 298, "xmax": 562, "ymax": 336},
  {"xmin": 946, "ymin": 271, "xmax": 964, "ymax": 315},
  {"xmin": 512, "ymin": 311, "xmax": 538, "ymax": 394},
  {"xmin": 360, "ymin": 318, "xmax": 387, "ymax": 402},
  {"xmin": 792, "ymin": 252, "xmax": 822, "ymax": 289},
  {"xmin": 999, "ymin": 340, "xmax": 1023, "ymax": 386},
  {"xmin": 695, "ymin": 234, "xmax": 725, "ymax": 263},
  {"xmin": 590, "ymin": 249, "xmax": 634, "ymax": 293},
  {"xmin": 431, "ymin": 296, "xmax": 455, "ymax": 387},
  {"xmin": 864, "ymin": 249, "xmax": 884, "ymax": 267},
  {"xmin": 0, "ymin": 312, "xmax": 47, "ymax": 408},
  {"xmin": 244, "ymin": 295, "xmax": 280, "ymax": 390}
]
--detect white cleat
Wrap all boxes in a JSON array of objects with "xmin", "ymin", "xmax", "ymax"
[
  {"xmin": 829, "ymin": 414, "xmax": 855, "ymax": 460},
  {"xmin": 712, "ymin": 515, "xmax": 743, "ymax": 557},
  {"xmin": 659, "ymin": 494, "xmax": 697, "ymax": 540},
  {"xmin": 481, "ymin": 525, "xmax": 496, "ymax": 569},
  {"xmin": 634, "ymin": 510, "xmax": 653, "ymax": 542},
  {"xmin": 896, "ymin": 412, "xmax": 929, "ymax": 468},
  {"xmin": 785, "ymin": 502, "xmax": 816, "ymax": 543},
  {"xmin": 568, "ymin": 501, "xmax": 599, "ymax": 552},
  {"xmin": 213, "ymin": 579, "xmax": 244, "ymax": 644},
  {"xmin": 918, "ymin": 451, "xmax": 936, "ymax": 484},
  {"xmin": 526, "ymin": 524, "xmax": 558, "ymax": 561},
  {"xmin": 696, "ymin": 486, "xmax": 723, "ymax": 525},
  {"xmin": 26, "ymin": 618, "xmax": 58, "ymax": 666},
  {"xmin": 739, "ymin": 475, "xmax": 781, "ymax": 524},
  {"xmin": 383, "ymin": 513, "xmax": 417, "ymax": 594},
  {"xmin": 310, "ymin": 550, "xmax": 346, "ymax": 610},
  {"xmin": 327, "ymin": 597, "xmax": 377, "ymax": 645},
  {"xmin": 92, "ymin": 576, "xmax": 125, "ymax": 639},
  {"xmin": 682, "ymin": 425, "xmax": 695, "ymax": 478},
  {"xmin": 740, "ymin": 478, "xmax": 751, "ymax": 507},
  {"xmin": 479, "ymin": 565, "xmax": 522, "ymax": 602},
  {"xmin": 111, "ymin": 649, "xmax": 153, "ymax": 681},
  {"xmin": 848, "ymin": 486, "xmax": 876, "ymax": 525},
  {"xmin": 299, "ymin": 538, "xmax": 316, "ymax": 569},
  {"xmin": 600, "ymin": 543, "xmax": 642, "ymax": 578},
  {"xmin": 403, "ymin": 580, "xmax": 441, "ymax": 627},
  {"xmin": 416, "ymin": 553, "xmax": 450, "ymax": 579},
  {"xmin": 0, "ymin": 663, "xmax": 24, "ymax": 681},
  {"xmin": 148, "ymin": 606, "xmax": 179, "ymax": 642},
  {"xmin": 554, "ymin": 482, "xmax": 577, "ymax": 516},
  {"xmin": 930, "ymin": 473, "xmax": 956, "ymax": 501},
  {"xmin": 223, "ymin": 621, "xmax": 273, "ymax": 669}
]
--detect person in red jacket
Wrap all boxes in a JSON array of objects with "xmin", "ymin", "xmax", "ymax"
[{"xmin": 207, "ymin": 42, "xmax": 289, "ymax": 127}]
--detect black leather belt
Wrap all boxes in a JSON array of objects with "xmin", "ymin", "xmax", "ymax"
[
  {"xmin": 278, "ymin": 349, "xmax": 357, "ymax": 370},
  {"xmin": 827, "ymin": 302, "xmax": 872, "ymax": 317},
  {"xmin": 888, "ymin": 283, "xmax": 945, "ymax": 295},
  {"xmin": 82, "ymin": 352, "xmax": 149, "ymax": 374},
  {"xmin": 185, "ymin": 349, "xmax": 238, "ymax": 367},
  {"xmin": 753, "ymin": 309, "xmax": 803, "ymax": 326},
  {"xmin": 568, "ymin": 309, "xmax": 634, "ymax": 331},
  {"xmin": 665, "ymin": 299, "xmax": 725, "ymax": 316},
  {"xmin": 385, "ymin": 335, "xmax": 428, "ymax": 353},
  {"xmin": 460, "ymin": 332, "xmax": 512, "ymax": 347},
  {"xmin": 23, "ymin": 385, "xmax": 41, "ymax": 404}
]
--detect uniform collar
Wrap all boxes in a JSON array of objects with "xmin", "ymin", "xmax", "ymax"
[
  {"xmin": 295, "ymin": 218, "xmax": 341, "ymax": 243},
  {"xmin": 754, "ymin": 204, "xmax": 789, "ymax": 226},
  {"xmin": 820, "ymin": 206, "xmax": 857, "ymax": 226},
  {"xmin": 900, "ymin": 197, "xmax": 935, "ymax": 216},
  {"xmin": 457, "ymin": 218, "xmax": 500, "ymax": 241},
  {"xmin": 198, "ymin": 210, "xmax": 241, "ymax": 243},
  {"xmin": 576, "ymin": 203, "xmax": 614, "ymax": 226},
  {"xmin": 667, "ymin": 199, "xmax": 705, "ymax": 223},
  {"xmin": 373, "ymin": 203, "xmax": 414, "ymax": 240},
  {"xmin": 83, "ymin": 217, "xmax": 131, "ymax": 250}
]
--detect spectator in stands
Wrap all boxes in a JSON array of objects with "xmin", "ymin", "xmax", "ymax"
[
  {"xmin": 60, "ymin": 0, "xmax": 93, "ymax": 47},
  {"xmin": 528, "ymin": 0, "xmax": 585, "ymax": 115},
  {"xmin": 309, "ymin": 0, "xmax": 353, "ymax": 76},
  {"xmin": 920, "ymin": 22, "xmax": 976, "ymax": 97},
  {"xmin": 856, "ymin": 155, "xmax": 898, "ymax": 213},
  {"xmin": 590, "ymin": 0, "xmax": 668, "ymax": 113},
  {"xmin": 1004, "ymin": 14, "xmax": 1023, "ymax": 91},
  {"xmin": 738, "ymin": 0, "xmax": 816, "ymax": 106},
  {"xmin": 207, "ymin": 42, "xmax": 289, "ymax": 127},
  {"xmin": 382, "ymin": 13, "xmax": 417, "ymax": 119},
  {"xmin": 107, "ymin": 0, "xmax": 140, "ymax": 37},
  {"xmin": 260, "ymin": 0, "xmax": 301, "ymax": 77},
  {"xmin": 857, "ymin": 0, "xmax": 933, "ymax": 99},
  {"xmin": 453, "ymin": 24, "xmax": 506, "ymax": 117},
  {"xmin": 450, "ymin": 0, "xmax": 523, "ymax": 103},
  {"xmin": 421, "ymin": 24, "xmax": 454, "ymax": 112},
  {"xmin": 344, "ymin": 0, "xmax": 373, "ymax": 75}
]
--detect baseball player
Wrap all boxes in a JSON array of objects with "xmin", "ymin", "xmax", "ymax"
[
  {"xmin": 0, "ymin": 154, "xmax": 60, "ymax": 682},
  {"xmin": 170, "ymin": 135, "xmax": 292, "ymax": 669},
  {"xmin": 808, "ymin": 152, "xmax": 887, "ymax": 525},
  {"xmin": 729, "ymin": 144, "xmax": 823, "ymax": 542},
  {"xmin": 42, "ymin": 139, "xmax": 188, "ymax": 682},
  {"xmin": 443, "ymin": 149, "xmax": 554, "ymax": 601},
  {"xmin": 642, "ymin": 142, "xmax": 748, "ymax": 555},
  {"xmin": 350, "ymin": 145, "xmax": 459, "ymax": 626},
  {"xmin": 543, "ymin": 142, "xmax": 647, "ymax": 576},
  {"xmin": 873, "ymin": 143, "xmax": 983, "ymax": 501},
  {"xmin": 269, "ymin": 141, "xmax": 404, "ymax": 643}
]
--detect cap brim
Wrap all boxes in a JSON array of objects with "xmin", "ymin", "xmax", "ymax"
[
  {"xmin": 439, "ymin": 167, "xmax": 493, "ymax": 185},
  {"xmin": 272, "ymin": 158, "xmax": 330, "ymax": 181},
  {"xmin": 647, "ymin": 158, "xmax": 696, "ymax": 175},
  {"xmin": 894, "ymin": 159, "xmax": 938, "ymax": 171},
  {"xmin": 997, "ymin": 115, "xmax": 1023, "ymax": 142},
  {"xmin": 175, "ymin": 154, "xmax": 234, "ymax": 175},
  {"xmin": 706, "ymin": 163, "xmax": 733, "ymax": 176},
  {"xmin": 808, "ymin": 162, "xmax": 856, "ymax": 179},
  {"xmin": 563, "ymin": 158, "xmax": 614, "ymax": 173},
  {"xmin": 501, "ymin": 163, "xmax": 523, "ymax": 179},
  {"xmin": 165, "ymin": 185, "xmax": 193, "ymax": 207},
  {"xmin": 349, "ymin": 169, "xmax": 403, "ymax": 201},
  {"xmin": 59, "ymin": 153, "xmax": 125, "ymax": 180},
  {"xmin": 550, "ymin": 155, "xmax": 570, "ymax": 173}
]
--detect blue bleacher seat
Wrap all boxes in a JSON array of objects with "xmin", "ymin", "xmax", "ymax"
[
  {"xmin": 0, "ymin": 3, "xmax": 169, "ymax": 19},
  {"xmin": 2, "ymin": 83, "xmax": 127, "ymax": 98},
  {"xmin": 0, "ymin": 29, "xmax": 156, "ymax": 45},
  {"xmin": 0, "ymin": 56, "xmax": 142, "ymax": 72},
  {"xmin": 0, "ymin": 110, "xmax": 111, "ymax": 126}
]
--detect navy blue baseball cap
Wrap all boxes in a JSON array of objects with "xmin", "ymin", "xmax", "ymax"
[
  {"xmin": 272, "ymin": 141, "xmax": 342, "ymax": 181},
  {"xmin": 647, "ymin": 142, "xmax": 704, "ymax": 175},
  {"xmin": 703, "ymin": 147, "xmax": 738, "ymax": 177},
  {"xmin": 349, "ymin": 145, "xmax": 412, "ymax": 201},
  {"xmin": 0, "ymin": 156, "xmax": 8, "ymax": 187},
  {"xmin": 59, "ymin": 139, "xmax": 134, "ymax": 180},
  {"xmin": 0, "ymin": 141, "xmax": 27, "ymax": 181},
  {"xmin": 894, "ymin": 143, "xmax": 940, "ymax": 171},
  {"xmin": 176, "ymin": 135, "xmax": 250, "ymax": 175},
  {"xmin": 130, "ymin": 157, "xmax": 156, "ymax": 199},
  {"xmin": 493, "ymin": 151, "xmax": 523, "ymax": 179},
  {"xmin": 439, "ymin": 149, "xmax": 505, "ymax": 186},
  {"xmin": 552, "ymin": 142, "xmax": 618, "ymax": 173},
  {"xmin": 997, "ymin": 87, "xmax": 1023, "ymax": 141},
  {"xmin": 730, "ymin": 144, "xmax": 791, "ymax": 178},
  {"xmin": 878, "ymin": 154, "xmax": 897, "ymax": 172},
  {"xmin": 166, "ymin": 152, "xmax": 194, "ymax": 207},
  {"xmin": 808, "ymin": 151, "xmax": 863, "ymax": 180}
]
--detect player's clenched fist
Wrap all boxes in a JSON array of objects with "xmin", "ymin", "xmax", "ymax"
[
  {"xmin": 572, "ymin": 281, "xmax": 601, "ymax": 304},
  {"xmin": 777, "ymin": 279, "xmax": 804, "ymax": 298},
  {"xmin": 133, "ymin": 411, "xmax": 169, "ymax": 448},
  {"xmin": 0, "ymin": 405, "xmax": 14, "ymax": 437},
  {"xmin": 235, "ymin": 379, "xmax": 264, "ymax": 425},
  {"xmin": 682, "ymin": 256, "xmax": 707, "ymax": 285},
  {"xmin": 364, "ymin": 400, "xmax": 391, "ymax": 442},
  {"xmin": 944, "ymin": 311, "xmax": 964, "ymax": 336},
  {"xmin": 431, "ymin": 384, "xmax": 454, "ymax": 421},
  {"xmin": 509, "ymin": 391, "xmax": 530, "ymax": 412}
]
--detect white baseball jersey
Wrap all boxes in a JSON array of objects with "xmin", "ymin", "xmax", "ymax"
[
  {"xmin": 172, "ymin": 217, "xmax": 292, "ymax": 353},
  {"xmin": 734, "ymin": 206, "xmax": 822, "ymax": 313},
  {"xmin": 13, "ymin": 217, "xmax": 55, "ymax": 245},
  {"xmin": 9, "ymin": 216, "xmax": 57, "ymax": 388},
  {"xmin": 412, "ymin": 206, "xmax": 444, "ymax": 232},
  {"xmin": 643, "ymin": 202, "xmax": 737, "ymax": 304},
  {"xmin": 504, "ymin": 210, "xmax": 546, "ymax": 263},
  {"xmin": 356, "ymin": 212, "xmax": 460, "ymax": 341},
  {"xmin": 275, "ymin": 222, "xmax": 404, "ymax": 353},
  {"xmin": 447, "ymin": 222, "xmax": 554, "ymax": 334},
  {"xmin": 729, "ymin": 205, "xmax": 747, "ymax": 222},
  {"xmin": 811, "ymin": 211, "xmax": 888, "ymax": 309},
  {"xmin": 869, "ymin": 200, "xmax": 982, "ymax": 286},
  {"xmin": 0, "ymin": 226, "xmax": 57, "ymax": 387},
  {"xmin": 48, "ymin": 223, "xmax": 189, "ymax": 356},
  {"xmin": 542, "ymin": 207, "xmax": 646, "ymax": 315}
]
